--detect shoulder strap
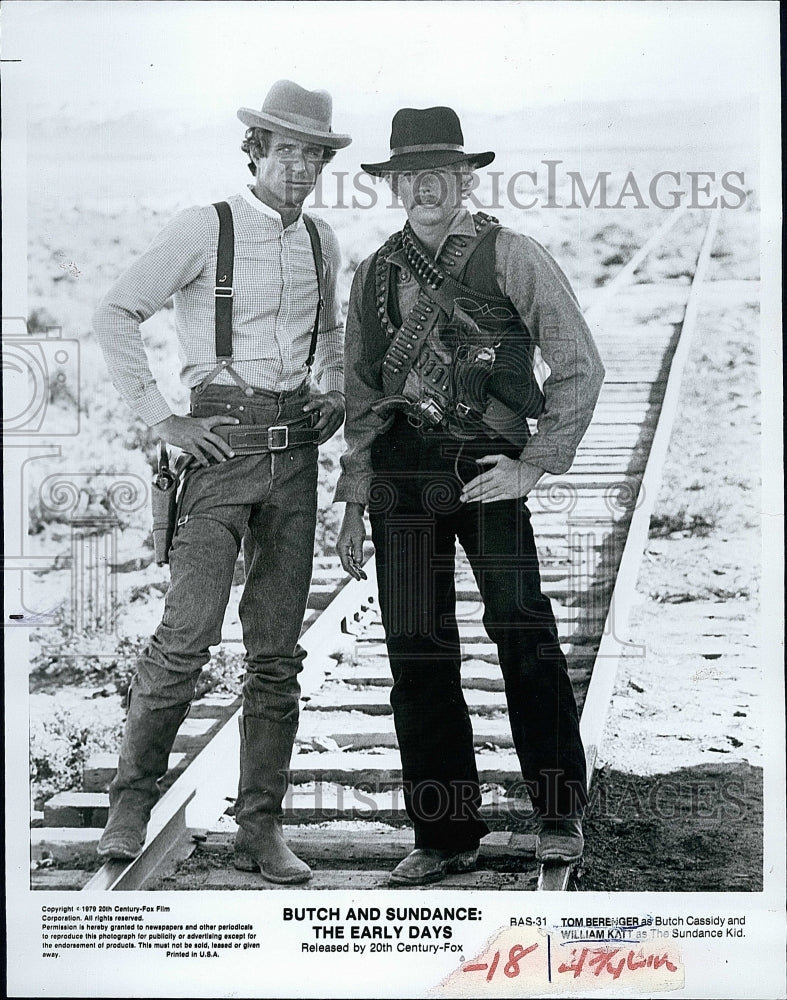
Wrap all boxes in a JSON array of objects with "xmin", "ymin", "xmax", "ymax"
[
  {"xmin": 380, "ymin": 285, "xmax": 442, "ymax": 396},
  {"xmin": 200, "ymin": 204, "xmax": 324, "ymax": 394},
  {"xmin": 193, "ymin": 201, "xmax": 253, "ymax": 395},
  {"xmin": 302, "ymin": 214, "xmax": 325, "ymax": 370},
  {"xmin": 212, "ymin": 201, "xmax": 234, "ymax": 359},
  {"xmin": 404, "ymin": 223, "xmax": 508, "ymax": 320},
  {"xmin": 378, "ymin": 224, "xmax": 502, "ymax": 394}
]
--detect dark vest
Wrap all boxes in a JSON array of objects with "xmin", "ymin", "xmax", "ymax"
[{"xmin": 360, "ymin": 216, "xmax": 545, "ymax": 430}]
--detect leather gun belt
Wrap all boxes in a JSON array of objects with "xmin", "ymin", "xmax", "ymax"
[{"xmin": 212, "ymin": 415, "xmax": 319, "ymax": 455}]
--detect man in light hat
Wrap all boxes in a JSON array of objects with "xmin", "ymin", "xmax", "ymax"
[
  {"xmin": 336, "ymin": 106, "xmax": 605, "ymax": 884},
  {"xmin": 93, "ymin": 80, "xmax": 351, "ymax": 883}
]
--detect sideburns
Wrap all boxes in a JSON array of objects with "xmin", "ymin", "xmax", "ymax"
[{"xmin": 461, "ymin": 172, "xmax": 477, "ymax": 199}]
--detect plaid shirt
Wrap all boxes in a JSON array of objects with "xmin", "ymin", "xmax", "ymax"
[
  {"xmin": 93, "ymin": 186, "xmax": 343, "ymax": 426},
  {"xmin": 335, "ymin": 211, "xmax": 605, "ymax": 504}
]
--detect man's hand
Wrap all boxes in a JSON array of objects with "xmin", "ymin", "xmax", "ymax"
[
  {"xmin": 460, "ymin": 455, "xmax": 544, "ymax": 504},
  {"xmin": 151, "ymin": 414, "xmax": 239, "ymax": 467},
  {"xmin": 303, "ymin": 390, "xmax": 345, "ymax": 444},
  {"xmin": 337, "ymin": 502, "xmax": 367, "ymax": 580}
]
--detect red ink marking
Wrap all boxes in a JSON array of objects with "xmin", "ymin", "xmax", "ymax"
[
  {"xmin": 505, "ymin": 943, "xmax": 538, "ymax": 978},
  {"xmin": 588, "ymin": 948, "xmax": 619, "ymax": 978},
  {"xmin": 652, "ymin": 953, "xmax": 678, "ymax": 972},
  {"xmin": 558, "ymin": 947, "xmax": 588, "ymax": 979},
  {"xmin": 558, "ymin": 947, "xmax": 679, "ymax": 981},
  {"xmin": 627, "ymin": 949, "xmax": 648, "ymax": 971},
  {"xmin": 462, "ymin": 942, "xmax": 539, "ymax": 982}
]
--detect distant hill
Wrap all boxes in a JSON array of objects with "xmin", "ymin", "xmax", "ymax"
[
  {"xmin": 29, "ymin": 98, "xmax": 757, "ymax": 163},
  {"xmin": 463, "ymin": 98, "xmax": 757, "ymax": 154}
]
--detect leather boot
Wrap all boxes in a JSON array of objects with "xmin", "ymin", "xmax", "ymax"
[
  {"xmin": 389, "ymin": 848, "xmax": 479, "ymax": 886},
  {"xmin": 233, "ymin": 715, "xmax": 312, "ymax": 884},
  {"xmin": 97, "ymin": 687, "xmax": 189, "ymax": 861},
  {"xmin": 535, "ymin": 817, "xmax": 584, "ymax": 863}
]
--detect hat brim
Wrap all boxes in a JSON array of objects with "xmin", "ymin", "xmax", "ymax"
[
  {"xmin": 237, "ymin": 108, "xmax": 352, "ymax": 149},
  {"xmin": 361, "ymin": 149, "xmax": 495, "ymax": 177}
]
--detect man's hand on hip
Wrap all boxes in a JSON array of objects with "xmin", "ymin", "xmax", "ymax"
[
  {"xmin": 303, "ymin": 390, "xmax": 345, "ymax": 444},
  {"xmin": 151, "ymin": 414, "xmax": 239, "ymax": 467},
  {"xmin": 460, "ymin": 455, "xmax": 544, "ymax": 503},
  {"xmin": 337, "ymin": 502, "xmax": 367, "ymax": 580}
]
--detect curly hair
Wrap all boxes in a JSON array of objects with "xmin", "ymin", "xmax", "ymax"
[{"xmin": 241, "ymin": 127, "xmax": 337, "ymax": 174}]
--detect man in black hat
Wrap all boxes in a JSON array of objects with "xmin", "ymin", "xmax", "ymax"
[
  {"xmin": 336, "ymin": 106, "xmax": 605, "ymax": 885},
  {"xmin": 93, "ymin": 80, "xmax": 351, "ymax": 883}
]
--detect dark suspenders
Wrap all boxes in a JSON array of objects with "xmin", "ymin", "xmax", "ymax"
[
  {"xmin": 213, "ymin": 200, "xmax": 235, "ymax": 360},
  {"xmin": 195, "ymin": 200, "xmax": 325, "ymax": 395},
  {"xmin": 302, "ymin": 213, "xmax": 325, "ymax": 370}
]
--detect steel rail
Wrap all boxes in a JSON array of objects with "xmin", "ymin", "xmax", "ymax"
[
  {"xmin": 580, "ymin": 206, "xmax": 721, "ymax": 773},
  {"xmin": 539, "ymin": 206, "xmax": 722, "ymax": 892},
  {"xmin": 583, "ymin": 205, "xmax": 688, "ymax": 323}
]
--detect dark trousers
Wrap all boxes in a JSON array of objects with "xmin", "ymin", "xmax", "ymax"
[{"xmin": 369, "ymin": 418, "xmax": 587, "ymax": 850}]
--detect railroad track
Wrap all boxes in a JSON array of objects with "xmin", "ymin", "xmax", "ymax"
[{"xmin": 31, "ymin": 205, "xmax": 721, "ymax": 893}]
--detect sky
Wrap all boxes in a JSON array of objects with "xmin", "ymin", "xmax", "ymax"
[{"xmin": 1, "ymin": 0, "xmax": 778, "ymax": 122}]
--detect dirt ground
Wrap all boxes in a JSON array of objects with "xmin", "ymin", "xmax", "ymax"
[{"xmin": 580, "ymin": 762, "xmax": 762, "ymax": 892}]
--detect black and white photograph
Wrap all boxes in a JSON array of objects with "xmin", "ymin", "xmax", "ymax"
[{"xmin": 3, "ymin": 1, "xmax": 784, "ymax": 997}]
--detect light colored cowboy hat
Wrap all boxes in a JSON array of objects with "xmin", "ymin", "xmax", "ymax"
[
  {"xmin": 362, "ymin": 106, "xmax": 494, "ymax": 176},
  {"xmin": 237, "ymin": 79, "xmax": 352, "ymax": 149}
]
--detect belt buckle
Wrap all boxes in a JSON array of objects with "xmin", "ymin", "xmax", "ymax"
[{"xmin": 267, "ymin": 424, "xmax": 289, "ymax": 451}]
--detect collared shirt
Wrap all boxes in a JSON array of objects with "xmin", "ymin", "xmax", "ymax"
[
  {"xmin": 334, "ymin": 210, "xmax": 605, "ymax": 505},
  {"xmin": 93, "ymin": 185, "xmax": 343, "ymax": 426}
]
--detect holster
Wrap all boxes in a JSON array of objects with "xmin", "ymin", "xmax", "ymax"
[{"xmin": 151, "ymin": 443, "xmax": 192, "ymax": 566}]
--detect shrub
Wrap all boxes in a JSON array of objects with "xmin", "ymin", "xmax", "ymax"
[
  {"xmin": 648, "ymin": 505, "xmax": 718, "ymax": 538},
  {"xmin": 30, "ymin": 630, "xmax": 147, "ymax": 693},
  {"xmin": 193, "ymin": 645, "xmax": 245, "ymax": 700},
  {"xmin": 27, "ymin": 308, "xmax": 59, "ymax": 333},
  {"xmin": 30, "ymin": 707, "xmax": 122, "ymax": 810}
]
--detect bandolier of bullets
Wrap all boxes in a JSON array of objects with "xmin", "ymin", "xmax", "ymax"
[{"xmin": 375, "ymin": 214, "xmax": 507, "ymax": 428}]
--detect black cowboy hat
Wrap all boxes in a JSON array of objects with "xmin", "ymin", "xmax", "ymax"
[{"xmin": 361, "ymin": 106, "xmax": 494, "ymax": 176}]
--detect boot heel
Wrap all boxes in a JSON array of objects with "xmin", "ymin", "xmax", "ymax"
[
  {"xmin": 233, "ymin": 842, "xmax": 312, "ymax": 883},
  {"xmin": 232, "ymin": 849, "xmax": 260, "ymax": 874},
  {"xmin": 447, "ymin": 849, "xmax": 479, "ymax": 873}
]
